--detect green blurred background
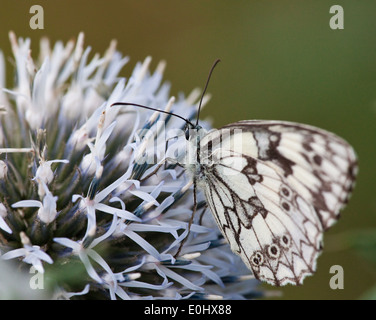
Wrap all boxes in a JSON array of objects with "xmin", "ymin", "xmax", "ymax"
[{"xmin": 1, "ymin": 0, "xmax": 375, "ymax": 299}]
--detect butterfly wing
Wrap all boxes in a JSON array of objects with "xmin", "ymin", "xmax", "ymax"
[{"xmin": 198, "ymin": 120, "xmax": 357, "ymax": 285}]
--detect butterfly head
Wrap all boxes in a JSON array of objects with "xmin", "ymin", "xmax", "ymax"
[{"xmin": 184, "ymin": 122, "xmax": 204, "ymax": 140}]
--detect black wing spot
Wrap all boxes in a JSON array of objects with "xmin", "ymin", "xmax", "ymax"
[
  {"xmin": 280, "ymin": 234, "xmax": 292, "ymax": 249},
  {"xmin": 313, "ymin": 154, "xmax": 322, "ymax": 166},
  {"xmin": 248, "ymin": 196, "xmax": 268, "ymax": 219},
  {"xmin": 250, "ymin": 251, "xmax": 264, "ymax": 267},
  {"xmin": 266, "ymin": 244, "xmax": 281, "ymax": 259},
  {"xmin": 282, "ymin": 187, "xmax": 290, "ymax": 197},
  {"xmin": 282, "ymin": 202, "xmax": 290, "ymax": 212}
]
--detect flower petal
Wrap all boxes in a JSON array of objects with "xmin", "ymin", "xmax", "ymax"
[
  {"xmin": 12, "ymin": 200, "xmax": 42, "ymax": 208},
  {"xmin": 95, "ymin": 203, "xmax": 141, "ymax": 222}
]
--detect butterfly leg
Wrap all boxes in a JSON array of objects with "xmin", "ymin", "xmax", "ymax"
[
  {"xmin": 139, "ymin": 155, "xmax": 185, "ymax": 182},
  {"xmin": 174, "ymin": 179, "xmax": 198, "ymax": 258},
  {"xmin": 140, "ymin": 161, "xmax": 166, "ymax": 181},
  {"xmin": 198, "ymin": 203, "xmax": 208, "ymax": 226},
  {"xmin": 163, "ymin": 134, "xmax": 183, "ymax": 170}
]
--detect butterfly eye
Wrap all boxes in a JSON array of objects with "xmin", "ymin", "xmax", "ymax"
[{"xmin": 185, "ymin": 129, "xmax": 190, "ymax": 140}]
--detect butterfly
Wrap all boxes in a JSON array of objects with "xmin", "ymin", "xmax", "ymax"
[
  {"xmin": 184, "ymin": 119, "xmax": 357, "ymax": 286},
  {"xmin": 112, "ymin": 60, "xmax": 358, "ymax": 286}
]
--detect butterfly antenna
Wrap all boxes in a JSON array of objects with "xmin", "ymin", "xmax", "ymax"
[
  {"xmin": 196, "ymin": 59, "xmax": 221, "ymax": 127},
  {"xmin": 110, "ymin": 102, "xmax": 195, "ymax": 128}
]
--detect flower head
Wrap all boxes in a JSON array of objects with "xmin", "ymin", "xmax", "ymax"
[{"xmin": 0, "ymin": 32, "xmax": 260, "ymax": 299}]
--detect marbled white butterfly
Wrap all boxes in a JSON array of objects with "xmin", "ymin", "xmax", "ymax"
[
  {"xmin": 112, "ymin": 60, "xmax": 358, "ymax": 286},
  {"xmin": 185, "ymin": 119, "xmax": 357, "ymax": 286}
]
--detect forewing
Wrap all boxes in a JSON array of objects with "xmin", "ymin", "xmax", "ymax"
[{"xmin": 201, "ymin": 120, "xmax": 357, "ymax": 230}]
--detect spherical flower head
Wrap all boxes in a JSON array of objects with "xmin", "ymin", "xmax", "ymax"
[{"xmin": 0, "ymin": 32, "xmax": 260, "ymax": 300}]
